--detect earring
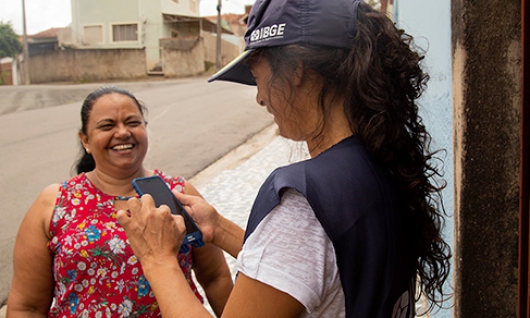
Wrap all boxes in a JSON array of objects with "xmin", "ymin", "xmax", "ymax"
[{"xmin": 85, "ymin": 148, "xmax": 90, "ymax": 154}]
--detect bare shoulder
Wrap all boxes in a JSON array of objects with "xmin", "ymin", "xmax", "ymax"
[
  {"xmin": 41, "ymin": 183, "xmax": 61, "ymax": 198},
  {"xmin": 183, "ymin": 180, "xmax": 203, "ymax": 198},
  {"xmin": 33, "ymin": 183, "xmax": 61, "ymax": 213},
  {"xmin": 22, "ymin": 183, "xmax": 61, "ymax": 237}
]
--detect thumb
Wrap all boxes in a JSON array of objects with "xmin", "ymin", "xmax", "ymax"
[
  {"xmin": 116, "ymin": 209, "xmax": 131, "ymax": 226},
  {"xmin": 173, "ymin": 191, "xmax": 194, "ymax": 205}
]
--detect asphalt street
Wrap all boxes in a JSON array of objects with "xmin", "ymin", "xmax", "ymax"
[{"xmin": 0, "ymin": 77, "xmax": 274, "ymax": 309}]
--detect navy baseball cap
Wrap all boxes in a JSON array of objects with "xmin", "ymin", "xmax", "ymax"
[{"xmin": 208, "ymin": 0, "xmax": 363, "ymax": 85}]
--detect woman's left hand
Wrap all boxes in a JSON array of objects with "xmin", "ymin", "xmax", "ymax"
[{"xmin": 116, "ymin": 194, "xmax": 185, "ymax": 266}]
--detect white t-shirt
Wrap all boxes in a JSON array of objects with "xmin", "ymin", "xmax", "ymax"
[{"xmin": 236, "ymin": 189, "xmax": 346, "ymax": 317}]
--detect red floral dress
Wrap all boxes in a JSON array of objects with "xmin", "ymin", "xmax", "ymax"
[{"xmin": 47, "ymin": 170, "xmax": 203, "ymax": 317}]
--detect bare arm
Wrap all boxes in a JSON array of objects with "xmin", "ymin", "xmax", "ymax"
[
  {"xmin": 143, "ymin": 262, "xmax": 304, "ymax": 318},
  {"xmin": 192, "ymin": 243, "xmax": 233, "ymax": 316},
  {"xmin": 116, "ymin": 195, "xmax": 305, "ymax": 318},
  {"xmin": 185, "ymin": 182, "xmax": 233, "ymax": 316},
  {"xmin": 7, "ymin": 184, "xmax": 59, "ymax": 318}
]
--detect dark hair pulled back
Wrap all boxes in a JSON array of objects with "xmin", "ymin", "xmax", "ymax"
[
  {"xmin": 249, "ymin": 2, "xmax": 451, "ymax": 311},
  {"xmin": 74, "ymin": 86, "xmax": 147, "ymax": 174}
]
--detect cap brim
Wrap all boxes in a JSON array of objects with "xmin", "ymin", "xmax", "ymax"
[{"xmin": 207, "ymin": 50, "xmax": 256, "ymax": 86}]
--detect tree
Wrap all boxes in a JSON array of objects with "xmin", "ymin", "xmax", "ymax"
[{"xmin": 0, "ymin": 21, "xmax": 22, "ymax": 58}]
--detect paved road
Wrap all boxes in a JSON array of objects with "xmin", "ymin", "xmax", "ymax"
[{"xmin": 0, "ymin": 77, "xmax": 273, "ymax": 305}]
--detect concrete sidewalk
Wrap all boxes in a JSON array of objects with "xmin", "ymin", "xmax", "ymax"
[
  {"xmin": 190, "ymin": 124, "xmax": 308, "ymax": 272},
  {"xmin": 189, "ymin": 124, "xmax": 308, "ymax": 315}
]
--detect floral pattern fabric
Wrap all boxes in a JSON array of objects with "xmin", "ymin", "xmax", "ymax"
[{"xmin": 47, "ymin": 170, "xmax": 202, "ymax": 317}]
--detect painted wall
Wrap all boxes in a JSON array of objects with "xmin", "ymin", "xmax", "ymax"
[
  {"xmin": 140, "ymin": 0, "xmax": 164, "ymax": 71},
  {"xmin": 28, "ymin": 49, "xmax": 147, "ymax": 83},
  {"xmin": 161, "ymin": 0, "xmax": 199, "ymax": 17},
  {"xmin": 70, "ymin": 0, "xmax": 200, "ymax": 49},
  {"xmin": 161, "ymin": 37, "xmax": 205, "ymax": 77},
  {"xmin": 71, "ymin": 0, "xmax": 143, "ymax": 49},
  {"xmin": 70, "ymin": 0, "xmax": 200, "ymax": 70},
  {"xmin": 393, "ymin": 1, "xmax": 454, "ymax": 317}
]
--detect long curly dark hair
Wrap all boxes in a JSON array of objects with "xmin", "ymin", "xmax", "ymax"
[{"xmin": 248, "ymin": 2, "xmax": 451, "ymax": 312}]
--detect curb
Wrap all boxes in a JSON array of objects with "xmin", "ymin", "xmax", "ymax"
[{"xmin": 189, "ymin": 123, "xmax": 279, "ymax": 187}]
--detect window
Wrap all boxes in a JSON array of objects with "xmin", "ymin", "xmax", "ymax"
[
  {"xmin": 83, "ymin": 25, "xmax": 103, "ymax": 44},
  {"xmin": 112, "ymin": 24, "xmax": 138, "ymax": 42}
]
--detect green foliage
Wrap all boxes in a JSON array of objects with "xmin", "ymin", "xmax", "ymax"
[
  {"xmin": 0, "ymin": 21, "xmax": 22, "ymax": 58},
  {"xmin": 204, "ymin": 61, "xmax": 215, "ymax": 73}
]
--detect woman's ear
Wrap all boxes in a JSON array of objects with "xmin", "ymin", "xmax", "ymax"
[{"xmin": 78, "ymin": 131, "xmax": 89, "ymax": 151}]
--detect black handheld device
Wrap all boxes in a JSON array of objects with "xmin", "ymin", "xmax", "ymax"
[{"xmin": 131, "ymin": 175, "xmax": 204, "ymax": 251}]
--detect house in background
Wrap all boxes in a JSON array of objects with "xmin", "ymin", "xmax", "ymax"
[
  {"xmin": 65, "ymin": 0, "xmax": 235, "ymax": 74},
  {"xmin": 20, "ymin": 0, "xmax": 240, "ymax": 83},
  {"xmin": 27, "ymin": 28, "xmax": 61, "ymax": 55}
]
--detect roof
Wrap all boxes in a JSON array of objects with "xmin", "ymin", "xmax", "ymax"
[{"xmin": 29, "ymin": 27, "xmax": 61, "ymax": 39}]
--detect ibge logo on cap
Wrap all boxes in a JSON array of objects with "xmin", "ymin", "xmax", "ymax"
[{"xmin": 250, "ymin": 23, "xmax": 286, "ymax": 43}]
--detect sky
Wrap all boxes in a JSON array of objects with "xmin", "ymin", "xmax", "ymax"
[{"xmin": 0, "ymin": 0, "xmax": 254, "ymax": 35}]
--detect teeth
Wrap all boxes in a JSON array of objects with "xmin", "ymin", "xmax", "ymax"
[{"xmin": 112, "ymin": 144, "xmax": 133, "ymax": 150}]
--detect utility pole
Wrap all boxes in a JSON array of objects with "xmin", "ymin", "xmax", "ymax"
[
  {"xmin": 216, "ymin": 0, "xmax": 222, "ymax": 70},
  {"xmin": 21, "ymin": 0, "xmax": 31, "ymax": 85}
]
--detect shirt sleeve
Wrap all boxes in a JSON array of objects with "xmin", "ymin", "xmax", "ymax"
[{"xmin": 236, "ymin": 188, "xmax": 340, "ymax": 313}]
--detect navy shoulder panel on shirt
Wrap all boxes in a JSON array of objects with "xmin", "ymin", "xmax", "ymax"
[
  {"xmin": 243, "ymin": 136, "xmax": 415, "ymax": 318},
  {"xmin": 245, "ymin": 136, "xmax": 398, "ymax": 241}
]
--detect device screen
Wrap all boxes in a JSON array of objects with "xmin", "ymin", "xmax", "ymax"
[{"xmin": 132, "ymin": 177, "xmax": 198, "ymax": 234}]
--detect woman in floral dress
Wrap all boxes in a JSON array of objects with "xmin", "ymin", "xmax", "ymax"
[{"xmin": 7, "ymin": 86, "xmax": 233, "ymax": 317}]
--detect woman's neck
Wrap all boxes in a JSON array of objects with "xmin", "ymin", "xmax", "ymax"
[
  {"xmin": 87, "ymin": 167, "xmax": 151, "ymax": 197},
  {"xmin": 306, "ymin": 101, "xmax": 353, "ymax": 158}
]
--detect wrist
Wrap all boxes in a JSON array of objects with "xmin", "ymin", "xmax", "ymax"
[
  {"xmin": 210, "ymin": 215, "xmax": 230, "ymax": 246},
  {"xmin": 141, "ymin": 255, "xmax": 181, "ymax": 280},
  {"xmin": 211, "ymin": 215, "xmax": 244, "ymax": 258}
]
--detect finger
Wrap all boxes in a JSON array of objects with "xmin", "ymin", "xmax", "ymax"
[
  {"xmin": 158, "ymin": 204, "xmax": 172, "ymax": 215},
  {"xmin": 116, "ymin": 209, "xmax": 130, "ymax": 224},
  {"xmin": 173, "ymin": 215, "xmax": 186, "ymax": 232},
  {"xmin": 139, "ymin": 194, "xmax": 156, "ymax": 208},
  {"xmin": 174, "ymin": 192, "xmax": 201, "ymax": 216},
  {"xmin": 173, "ymin": 191, "xmax": 193, "ymax": 205},
  {"xmin": 126, "ymin": 197, "xmax": 142, "ymax": 215},
  {"xmin": 173, "ymin": 215, "xmax": 187, "ymax": 246}
]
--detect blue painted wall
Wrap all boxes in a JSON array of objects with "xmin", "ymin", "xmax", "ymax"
[{"xmin": 393, "ymin": 1, "xmax": 454, "ymax": 317}]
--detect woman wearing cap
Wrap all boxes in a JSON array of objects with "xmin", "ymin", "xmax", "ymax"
[{"xmin": 117, "ymin": 0, "xmax": 451, "ymax": 317}]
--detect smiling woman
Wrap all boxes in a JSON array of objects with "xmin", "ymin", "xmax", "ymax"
[
  {"xmin": 76, "ymin": 87, "xmax": 149, "ymax": 180},
  {"xmin": 7, "ymin": 86, "xmax": 234, "ymax": 317}
]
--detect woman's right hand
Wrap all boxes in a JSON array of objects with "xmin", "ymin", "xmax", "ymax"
[{"xmin": 174, "ymin": 191, "xmax": 220, "ymax": 244}]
